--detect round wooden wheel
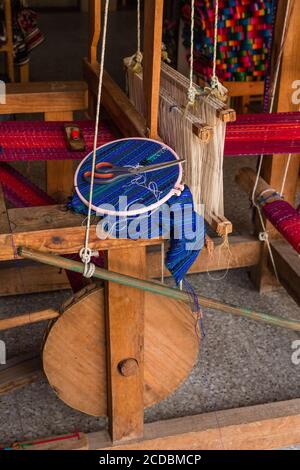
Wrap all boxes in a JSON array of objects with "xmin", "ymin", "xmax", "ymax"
[{"xmin": 43, "ymin": 287, "xmax": 199, "ymax": 416}]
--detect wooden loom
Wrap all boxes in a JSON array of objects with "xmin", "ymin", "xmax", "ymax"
[{"xmin": 0, "ymin": 0, "xmax": 300, "ymax": 450}]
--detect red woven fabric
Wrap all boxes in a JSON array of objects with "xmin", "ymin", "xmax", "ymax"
[
  {"xmin": 0, "ymin": 120, "xmax": 117, "ymax": 161},
  {"xmin": 1, "ymin": 114, "xmax": 300, "ymax": 160}
]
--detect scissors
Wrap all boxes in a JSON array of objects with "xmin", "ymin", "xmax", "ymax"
[{"xmin": 83, "ymin": 159, "xmax": 185, "ymax": 185}]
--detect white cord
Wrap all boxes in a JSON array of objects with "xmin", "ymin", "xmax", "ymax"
[
  {"xmin": 212, "ymin": 0, "xmax": 219, "ymax": 83},
  {"xmin": 280, "ymin": 153, "xmax": 292, "ymax": 197},
  {"xmin": 80, "ymin": 0, "xmax": 110, "ymax": 277},
  {"xmin": 187, "ymin": 0, "xmax": 197, "ymax": 106},
  {"xmin": 137, "ymin": 0, "xmax": 141, "ymax": 58}
]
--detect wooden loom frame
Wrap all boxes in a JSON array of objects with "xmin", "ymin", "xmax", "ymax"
[{"xmin": 0, "ymin": 0, "xmax": 300, "ymax": 450}]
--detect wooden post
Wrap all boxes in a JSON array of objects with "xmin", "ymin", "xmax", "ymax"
[
  {"xmin": 88, "ymin": 0, "xmax": 101, "ymax": 65},
  {"xmin": 87, "ymin": 0, "xmax": 101, "ymax": 118},
  {"xmin": 105, "ymin": 247, "xmax": 146, "ymax": 443},
  {"xmin": 3, "ymin": 0, "xmax": 14, "ymax": 82},
  {"xmin": 143, "ymin": 0, "xmax": 164, "ymax": 139},
  {"xmin": 253, "ymin": 0, "xmax": 300, "ymax": 291},
  {"xmin": 45, "ymin": 111, "xmax": 74, "ymax": 202}
]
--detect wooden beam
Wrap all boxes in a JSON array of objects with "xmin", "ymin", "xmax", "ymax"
[
  {"xmin": 17, "ymin": 399, "xmax": 300, "ymax": 450},
  {"xmin": 224, "ymin": 80, "xmax": 264, "ymax": 97},
  {"xmin": 0, "ymin": 308, "xmax": 59, "ymax": 332},
  {"xmin": 83, "ymin": 60, "xmax": 147, "ymax": 137},
  {"xmin": 0, "ymin": 185, "xmax": 10, "ymax": 236},
  {"xmin": 45, "ymin": 111, "xmax": 74, "ymax": 202},
  {"xmin": 147, "ymin": 236, "xmax": 261, "ymax": 278},
  {"xmin": 0, "ymin": 264, "xmax": 70, "ymax": 297},
  {"xmin": 0, "ymin": 81, "xmax": 88, "ymax": 115},
  {"xmin": 143, "ymin": 0, "xmax": 164, "ymax": 138},
  {"xmin": 88, "ymin": 0, "xmax": 101, "ymax": 64},
  {"xmin": 88, "ymin": 398, "xmax": 300, "ymax": 450},
  {"xmin": 3, "ymin": 0, "xmax": 14, "ymax": 82},
  {"xmin": 270, "ymin": 240, "xmax": 300, "ymax": 307},
  {"xmin": 0, "ymin": 204, "xmax": 162, "ymax": 261},
  {"xmin": 106, "ymin": 247, "xmax": 146, "ymax": 443},
  {"xmin": 0, "ymin": 354, "xmax": 42, "ymax": 396}
]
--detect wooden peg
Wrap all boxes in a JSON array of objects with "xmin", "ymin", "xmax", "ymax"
[
  {"xmin": 217, "ymin": 108, "xmax": 237, "ymax": 123},
  {"xmin": 192, "ymin": 123, "xmax": 213, "ymax": 143},
  {"xmin": 118, "ymin": 358, "xmax": 139, "ymax": 377}
]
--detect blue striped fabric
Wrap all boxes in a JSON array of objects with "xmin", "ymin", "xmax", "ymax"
[{"xmin": 69, "ymin": 138, "xmax": 205, "ymax": 288}]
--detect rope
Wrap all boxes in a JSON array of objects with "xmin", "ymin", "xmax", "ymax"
[
  {"xmin": 251, "ymin": 0, "xmax": 294, "ymax": 281},
  {"xmin": 280, "ymin": 153, "xmax": 292, "ymax": 197},
  {"xmin": 211, "ymin": 0, "xmax": 219, "ymax": 85},
  {"xmin": 80, "ymin": 0, "xmax": 110, "ymax": 277},
  {"xmin": 186, "ymin": 0, "xmax": 197, "ymax": 107}
]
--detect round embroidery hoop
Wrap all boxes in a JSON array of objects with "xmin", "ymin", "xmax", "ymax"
[{"xmin": 74, "ymin": 137, "xmax": 183, "ymax": 217}]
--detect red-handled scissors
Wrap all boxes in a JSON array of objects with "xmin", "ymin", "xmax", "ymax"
[{"xmin": 83, "ymin": 159, "xmax": 185, "ymax": 185}]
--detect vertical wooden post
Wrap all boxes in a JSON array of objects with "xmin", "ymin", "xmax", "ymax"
[
  {"xmin": 106, "ymin": 247, "xmax": 146, "ymax": 443},
  {"xmin": 87, "ymin": 0, "xmax": 101, "ymax": 118},
  {"xmin": 88, "ymin": 0, "xmax": 101, "ymax": 65},
  {"xmin": 253, "ymin": 0, "xmax": 300, "ymax": 291},
  {"xmin": 143, "ymin": 0, "xmax": 164, "ymax": 139},
  {"xmin": 45, "ymin": 112, "xmax": 74, "ymax": 202},
  {"xmin": 3, "ymin": 0, "xmax": 15, "ymax": 82}
]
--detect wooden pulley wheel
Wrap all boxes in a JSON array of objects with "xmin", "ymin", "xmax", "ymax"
[{"xmin": 43, "ymin": 286, "xmax": 199, "ymax": 416}]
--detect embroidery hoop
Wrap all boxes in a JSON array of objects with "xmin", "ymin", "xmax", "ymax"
[{"xmin": 74, "ymin": 137, "xmax": 184, "ymax": 217}]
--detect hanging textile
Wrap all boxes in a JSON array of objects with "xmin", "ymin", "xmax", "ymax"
[{"xmin": 181, "ymin": 0, "xmax": 275, "ymax": 82}]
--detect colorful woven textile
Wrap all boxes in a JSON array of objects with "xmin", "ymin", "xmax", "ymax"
[
  {"xmin": 224, "ymin": 112, "xmax": 300, "ymax": 156},
  {"xmin": 181, "ymin": 0, "xmax": 276, "ymax": 82},
  {"xmin": 2, "ymin": 113, "xmax": 300, "ymax": 161},
  {"xmin": 263, "ymin": 200, "xmax": 300, "ymax": 254},
  {"xmin": 69, "ymin": 138, "xmax": 205, "ymax": 286},
  {"xmin": 0, "ymin": 120, "xmax": 117, "ymax": 161}
]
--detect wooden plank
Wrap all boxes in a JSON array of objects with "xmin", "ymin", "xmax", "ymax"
[
  {"xmin": 0, "ymin": 205, "xmax": 161, "ymax": 261},
  {"xmin": 254, "ymin": 0, "xmax": 300, "ymax": 291},
  {"xmin": 0, "ymin": 81, "xmax": 88, "ymax": 115},
  {"xmin": 0, "ymin": 308, "xmax": 58, "ymax": 332},
  {"xmin": 83, "ymin": 60, "xmax": 147, "ymax": 137},
  {"xmin": 106, "ymin": 247, "xmax": 146, "ymax": 442},
  {"xmin": 86, "ymin": 398, "xmax": 300, "ymax": 450},
  {"xmin": 88, "ymin": 0, "xmax": 101, "ymax": 64},
  {"xmin": 143, "ymin": 0, "xmax": 164, "ymax": 138},
  {"xmin": 45, "ymin": 111, "xmax": 74, "ymax": 202},
  {"xmin": 0, "ymin": 264, "xmax": 70, "ymax": 297},
  {"xmin": 270, "ymin": 240, "xmax": 300, "ymax": 306},
  {"xmin": 0, "ymin": 185, "xmax": 10, "ymax": 235},
  {"xmin": 0, "ymin": 355, "xmax": 42, "ymax": 396},
  {"xmin": 3, "ymin": 0, "xmax": 14, "ymax": 83},
  {"xmin": 224, "ymin": 80, "xmax": 264, "ymax": 97},
  {"xmin": 147, "ymin": 236, "xmax": 261, "ymax": 278}
]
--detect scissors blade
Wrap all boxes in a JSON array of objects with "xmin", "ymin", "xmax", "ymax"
[{"xmin": 131, "ymin": 159, "xmax": 185, "ymax": 175}]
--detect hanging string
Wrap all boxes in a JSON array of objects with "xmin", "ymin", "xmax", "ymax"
[
  {"xmin": 280, "ymin": 153, "xmax": 292, "ymax": 197},
  {"xmin": 186, "ymin": 0, "xmax": 198, "ymax": 108},
  {"xmin": 80, "ymin": 0, "xmax": 110, "ymax": 277},
  {"xmin": 211, "ymin": 0, "xmax": 219, "ymax": 85},
  {"xmin": 251, "ymin": 0, "xmax": 294, "ymax": 281},
  {"xmin": 206, "ymin": 0, "xmax": 228, "ymax": 101}
]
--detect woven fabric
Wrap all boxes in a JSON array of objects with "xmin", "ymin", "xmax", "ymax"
[
  {"xmin": 263, "ymin": 200, "xmax": 300, "ymax": 254},
  {"xmin": 0, "ymin": 120, "xmax": 117, "ymax": 161},
  {"xmin": 70, "ymin": 138, "xmax": 205, "ymax": 284},
  {"xmin": 2, "ymin": 114, "xmax": 300, "ymax": 161},
  {"xmin": 181, "ymin": 0, "xmax": 276, "ymax": 82},
  {"xmin": 73, "ymin": 139, "xmax": 181, "ymax": 216}
]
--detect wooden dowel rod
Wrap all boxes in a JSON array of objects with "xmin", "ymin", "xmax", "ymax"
[
  {"xmin": 236, "ymin": 167, "xmax": 281, "ymax": 204},
  {"xmin": 0, "ymin": 309, "xmax": 59, "ymax": 331},
  {"xmin": 18, "ymin": 247, "xmax": 300, "ymax": 332}
]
